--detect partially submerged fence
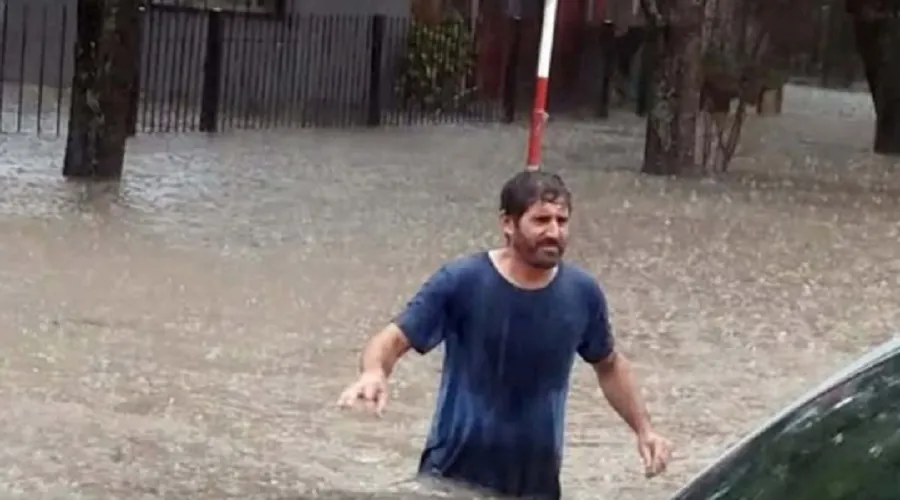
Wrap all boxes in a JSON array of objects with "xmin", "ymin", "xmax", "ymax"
[
  {"xmin": 0, "ymin": 0, "xmax": 521, "ymax": 136},
  {"xmin": 0, "ymin": 0, "xmax": 863, "ymax": 137}
]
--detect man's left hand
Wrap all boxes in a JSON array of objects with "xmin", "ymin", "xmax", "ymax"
[{"xmin": 636, "ymin": 430, "xmax": 672, "ymax": 478}]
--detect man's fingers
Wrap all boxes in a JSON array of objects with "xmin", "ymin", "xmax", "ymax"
[
  {"xmin": 645, "ymin": 440, "xmax": 671, "ymax": 477},
  {"xmin": 337, "ymin": 384, "xmax": 366, "ymax": 409},
  {"xmin": 638, "ymin": 442, "xmax": 653, "ymax": 472},
  {"xmin": 336, "ymin": 388, "xmax": 356, "ymax": 408},
  {"xmin": 336, "ymin": 381, "xmax": 387, "ymax": 415},
  {"xmin": 655, "ymin": 440, "xmax": 672, "ymax": 472},
  {"xmin": 375, "ymin": 389, "xmax": 388, "ymax": 416}
]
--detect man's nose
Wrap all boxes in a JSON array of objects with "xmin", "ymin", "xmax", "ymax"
[{"xmin": 544, "ymin": 221, "xmax": 562, "ymax": 239}]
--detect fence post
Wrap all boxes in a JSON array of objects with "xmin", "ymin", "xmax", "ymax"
[
  {"xmin": 200, "ymin": 8, "xmax": 223, "ymax": 132},
  {"xmin": 367, "ymin": 14, "xmax": 385, "ymax": 127},
  {"xmin": 502, "ymin": 17, "xmax": 522, "ymax": 123},
  {"xmin": 595, "ymin": 20, "xmax": 614, "ymax": 118},
  {"xmin": 636, "ymin": 25, "xmax": 657, "ymax": 117},
  {"xmin": 126, "ymin": 4, "xmax": 146, "ymax": 136}
]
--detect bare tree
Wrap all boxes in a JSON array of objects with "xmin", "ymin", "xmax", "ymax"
[
  {"xmin": 640, "ymin": 0, "xmax": 822, "ymax": 175},
  {"xmin": 639, "ymin": 0, "xmax": 704, "ymax": 176}
]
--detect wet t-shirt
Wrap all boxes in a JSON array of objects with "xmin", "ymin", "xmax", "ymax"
[{"xmin": 394, "ymin": 252, "xmax": 615, "ymax": 499}]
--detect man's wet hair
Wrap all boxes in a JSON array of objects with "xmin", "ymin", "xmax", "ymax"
[{"xmin": 499, "ymin": 170, "xmax": 572, "ymax": 220}]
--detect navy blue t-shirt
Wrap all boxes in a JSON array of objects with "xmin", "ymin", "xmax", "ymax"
[{"xmin": 394, "ymin": 252, "xmax": 615, "ymax": 499}]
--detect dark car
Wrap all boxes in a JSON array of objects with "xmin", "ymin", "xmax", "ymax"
[{"xmin": 671, "ymin": 337, "xmax": 900, "ymax": 500}]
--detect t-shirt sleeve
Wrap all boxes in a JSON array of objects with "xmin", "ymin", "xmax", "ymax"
[
  {"xmin": 393, "ymin": 265, "xmax": 457, "ymax": 355},
  {"xmin": 577, "ymin": 280, "xmax": 616, "ymax": 364}
]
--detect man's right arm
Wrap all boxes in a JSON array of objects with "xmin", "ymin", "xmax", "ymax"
[
  {"xmin": 358, "ymin": 264, "xmax": 457, "ymax": 378},
  {"xmin": 359, "ymin": 323, "xmax": 413, "ymax": 378}
]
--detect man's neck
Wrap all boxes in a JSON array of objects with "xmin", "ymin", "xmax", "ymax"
[{"xmin": 488, "ymin": 248, "xmax": 557, "ymax": 290}]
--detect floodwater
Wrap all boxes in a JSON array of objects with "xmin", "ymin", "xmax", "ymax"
[{"xmin": 0, "ymin": 85, "xmax": 898, "ymax": 499}]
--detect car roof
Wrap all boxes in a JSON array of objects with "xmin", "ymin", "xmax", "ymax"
[{"xmin": 669, "ymin": 335, "xmax": 900, "ymax": 498}]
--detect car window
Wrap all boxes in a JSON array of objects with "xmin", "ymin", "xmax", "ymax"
[{"xmin": 674, "ymin": 352, "xmax": 900, "ymax": 500}]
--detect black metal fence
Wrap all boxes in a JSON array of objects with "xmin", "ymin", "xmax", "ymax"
[
  {"xmin": 0, "ymin": 0, "xmax": 518, "ymax": 136},
  {"xmin": 0, "ymin": 1, "xmax": 71, "ymax": 135},
  {"xmin": 786, "ymin": 2, "xmax": 861, "ymax": 88},
  {"xmin": 0, "ymin": 0, "xmax": 864, "ymax": 137}
]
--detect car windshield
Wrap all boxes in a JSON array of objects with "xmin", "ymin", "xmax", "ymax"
[{"xmin": 673, "ymin": 350, "xmax": 900, "ymax": 500}]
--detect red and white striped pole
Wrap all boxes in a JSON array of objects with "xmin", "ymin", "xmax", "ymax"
[{"xmin": 525, "ymin": 0, "xmax": 559, "ymax": 171}]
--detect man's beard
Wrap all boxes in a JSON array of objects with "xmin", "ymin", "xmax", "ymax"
[{"xmin": 513, "ymin": 235, "xmax": 565, "ymax": 269}]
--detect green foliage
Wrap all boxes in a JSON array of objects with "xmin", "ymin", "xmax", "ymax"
[{"xmin": 394, "ymin": 12, "xmax": 478, "ymax": 113}]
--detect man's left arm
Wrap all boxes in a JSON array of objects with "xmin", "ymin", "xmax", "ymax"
[
  {"xmin": 577, "ymin": 281, "xmax": 671, "ymax": 476},
  {"xmin": 591, "ymin": 351, "xmax": 652, "ymax": 437}
]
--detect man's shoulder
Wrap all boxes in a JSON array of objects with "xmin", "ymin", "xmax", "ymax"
[
  {"xmin": 559, "ymin": 262, "xmax": 607, "ymax": 299},
  {"xmin": 440, "ymin": 252, "xmax": 492, "ymax": 277}
]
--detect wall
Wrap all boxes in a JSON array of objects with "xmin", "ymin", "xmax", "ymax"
[{"xmin": 0, "ymin": 0, "xmax": 412, "ymax": 127}]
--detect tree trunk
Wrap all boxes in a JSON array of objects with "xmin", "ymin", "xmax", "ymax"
[
  {"xmin": 62, "ymin": 0, "xmax": 141, "ymax": 180},
  {"xmin": 850, "ymin": 14, "xmax": 900, "ymax": 155},
  {"xmin": 640, "ymin": 1, "xmax": 704, "ymax": 176}
]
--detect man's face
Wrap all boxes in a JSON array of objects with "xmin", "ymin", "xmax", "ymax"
[{"xmin": 502, "ymin": 200, "xmax": 570, "ymax": 269}]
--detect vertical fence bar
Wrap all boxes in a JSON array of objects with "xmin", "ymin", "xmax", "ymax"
[
  {"xmin": 366, "ymin": 14, "xmax": 384, "ymax": 127},
  {"xmin": 184, "ymin": 7, "xmax": 200, "ymax": 131},
  {"xmin": 389, "ymin": 19, "xmax": 401, "ymax": 126},
  {"xmin": 237, "ymin": 8, "xmax": 252, "ymax": 130},
  {"xmin": 298, "ymin": 15, "xmax": 313, "ymax": 127},
  {"xmin": 148, "ymin": 6, "xmax": 162, "ymax": 131},
  {"xmin": 406, "ymin": 18, "xmax": 417, "ymax": 125},
  {"xmin": 55, "ymin": 3, "xmax": 67, "ymax": 136},
  {"xmin": 126, "ymin": 4, "xmax": 145, "ymax": 136},
  {"xmin": 154, "ymin": 3, "xmax": 168, "ymax": 131},
  {"xmin": 243, "ymin": 4, "xmax": 257, "ymax": 129},
  {"xmin": 36, "ymin": 5, "xmax": 48, "ymax": 135},
  {"xmin": 635, "ymin": 24, "xmax": 657, "ymax": 117},
  {"xmin": 217, "ymin": 12, "xmax": 231, "ymax": 131},
  {"xmin": 820, "ymin": 4, "xmax": 834, "ymax": 87},
  {"xmin": 595, "ymin": 20, "xmax": 614, "ymax": 118},
  {"xmin": 334, "ymin": 16, "xmax": 347, "ymax": 126},
  {"xmin": 0, "ymin": 2, "xmax": 8, "ymax": 134},
  {"xmin": 503, "ymin": 17, "xmax": 522, "ymax": 124},
  {"xmin": 332, "ymin": 16, "xmax": 342, "ymax": 125},
  {"xmin": 318, "ymin": 15, "xmax": 332, "ymax": 125},
  {"xmin": 352, "ymin": 16, "xmax": 366, "ymax": 126},
  {"xmin": 258, "ymin": 12, "xmax": 274, "ymax": 128},
  {"xmin": 271, "ymin": 8, "xmax": 287, "ymax": 128},
  {"xmin": 246, "ymin": 11, "xmax": 259, "ymax": 129},
  {"xmin": 231, "ymin": 5, "xmax": 248, "ymax": 130},
  {"xmin": 232, "ymin": 12, "xmax": 247, "ymax": 131},
  {"xmin": 319, "ymin": 15, "xmax": 332, "ymax": 126},
  {"xmin": 215, "ymin": 11, "xmax": 230, "ymax": 132},
  {"xmin": 273, "ymin": 9, "xmax": 289, "ymax": 127},
  {"xmin": 344, "ymin": 16, "xmax": 358, "ymax": 127},
  {"xmin": 161, "ymin": 6, "xmax": 177, "ymax": 131},
  {"xmin": 200, "ymin": 8, "xmax": 223, "ymax": 132},
  {"xmin": 17, "ymin": 5, "xmax": 28, "ymax": 133},
  {"xmin": 173, "ymin": 6, "xmax": 189, "ymax": 131},
  {"xmin": 285, "ymin": 13, "xmax": 300, "ymax": 127},
  {"xmin": 246, "ymin": 10, "xmax": 261, "ymax": 128},
  {"xmin": 302, "ymin": 15, "xmax": 318, "ymax": 127},
  {"xmin": 238, "ymin": 8, "xmax": 250, "ymax": 129},
  {"xmin": 279, "ymin": 9, "xmax": 294, "ymax": 127}
]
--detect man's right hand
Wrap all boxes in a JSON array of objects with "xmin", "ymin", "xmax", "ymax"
[{"xmin": 336, "ymin": 370, "xmax": 389, "ymax": 416}]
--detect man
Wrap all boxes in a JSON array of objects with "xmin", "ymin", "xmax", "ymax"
[{"xmin": 337, "ymin": 171, "xmax": 671, "ymax": 499}]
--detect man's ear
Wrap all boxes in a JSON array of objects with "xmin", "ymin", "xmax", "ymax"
[{"xmin": 499, "ymin": 212, "xmax": 515, "ymax": 240}]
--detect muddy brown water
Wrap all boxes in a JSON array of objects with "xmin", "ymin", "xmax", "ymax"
[{"xmin": 0, "ymin": 85, "xmax": 898, "ymax": 499}]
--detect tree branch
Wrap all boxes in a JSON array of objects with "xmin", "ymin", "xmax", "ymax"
[{"xmin": 639, "ymin": 0, "xmax": 665, "ymax": 26}]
